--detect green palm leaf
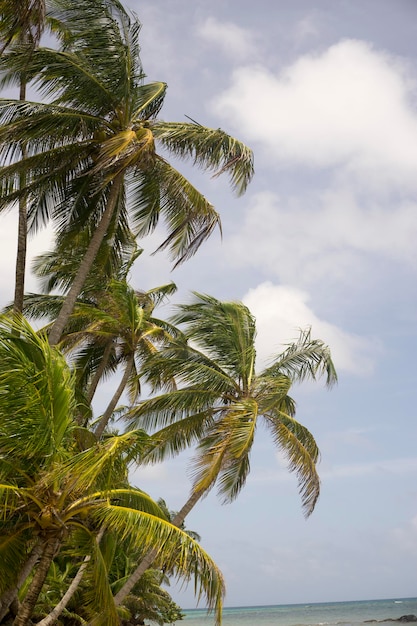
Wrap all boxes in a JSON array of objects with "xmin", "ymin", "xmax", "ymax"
[
  {"xmin": 264, "ymin": 412, "xmax": 321, "ymax": 516},
  {"xmin": 93, "ymin": 504, "xmax": 225, "ymax": 622},
  {"xmin": 152, "ymin": 122, "xmax": 254, "ymax": 195}
]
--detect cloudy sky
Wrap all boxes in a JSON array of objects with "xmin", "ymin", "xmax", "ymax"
[{"xmin": 1, "ymin": 0, "xmax": 417, "ymax": 611}]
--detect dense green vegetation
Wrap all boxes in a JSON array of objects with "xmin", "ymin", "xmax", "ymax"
[{"xmin": 0, "ymin": 1, "xmax": 336, "ymax": 624}]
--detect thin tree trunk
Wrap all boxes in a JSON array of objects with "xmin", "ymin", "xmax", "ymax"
[
  {"xmin": 94, "ymin": 356, "xmax": 134, "ymax": 439},
  {"xmin": 13, "ymin": 536, "xmax": 61, "ymax": 626},
  {"xmin": 14, "ymin": 184, "xmax": 27, "ymax": 315},
  {"xmin": 86, "ymin": 340, "xmax": 114, "ymax": 403},
  {"xmin": 48, "ymin": 174, "xmax": 124, "ymax": 346},
  {"xmin": 13, "ymin": 58, "xmax": 28, "ymax": 315},
  {"xmin": 113, "ymin": 489, "xmax": 203, "ymax": 606},
  {"xmin": 36, "ymin": 527, "xmax": 105, "ymax": 626},
  {"xmin": 35, "ymin": 558, "xmax": 90, "ymax": 626},
  {"xmin": 0, "ymin": 541, "xmax": 43, "ymax": 622}
]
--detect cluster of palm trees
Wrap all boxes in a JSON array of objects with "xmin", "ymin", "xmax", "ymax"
[{"xmin": 0, "ymin": 0, "xmax": 337, "ymax": 625}]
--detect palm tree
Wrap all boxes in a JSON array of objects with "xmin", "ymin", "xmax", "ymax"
[
  {"xmin": 0, "ymin": 315, "xmax": 225, "ymax": 625},
  {"xmin": 63, "ymin": 278, "xmax": 179, "ymax": 438},
  {"xmin": 114, "ymin": 293, "xmax": 337, "ymax": 602},
  {"xmin": 0, "ymin": 0, "xmax": 46, "ymax": 314},
  {"xmin": 0, "ymin": 0, "xmax": 254, "ymax": 345}
]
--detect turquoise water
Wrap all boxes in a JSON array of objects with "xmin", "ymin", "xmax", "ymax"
[{"xmin": 181, "ymin": 598, "xmax": 417, "ymax": 626}]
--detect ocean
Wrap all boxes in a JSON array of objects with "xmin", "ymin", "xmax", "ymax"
[{"xmin": 181, "ymin": 598, "xmax": 417, "ymax": 626}]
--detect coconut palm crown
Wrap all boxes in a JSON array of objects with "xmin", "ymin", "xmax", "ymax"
[{"xmin": 127, "ymin": 293, "xmax": 337, "ymax": 517}]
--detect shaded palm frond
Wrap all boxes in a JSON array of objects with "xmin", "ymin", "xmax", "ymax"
[
  {"xmin": 137, "ymin": 410, "xmax": 217, "ymax": 464},
  {"xmin": 130, "ymin": 157, "xmax": 221, "ymax": 266},
  {"xmin": 152, "ymin": 121, "xmax": 254, "ymax": 196}
]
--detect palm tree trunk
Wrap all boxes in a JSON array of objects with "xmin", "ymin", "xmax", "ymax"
[
  {"xmin": 36, "ymin": 527, "xmax": 105, "ymax": 626},
  {"xmin": 94, "ymin": 356, "xmax": 134, "ymax": 439},
  {"xmin": 0, "ymin": 540, "xmax": 43, "ymax": 622},
  {"xmin": 48, "ymin": 173, "xmax": 124, "ymax": 346},
  {"xmin": 35, "ymin": 557, "xmax": 90, "ymax": 626},
  {"xmin": 13, "ymin": 55, "xmax": 28, "ymax": 316},
  {"xmin": 13, "ymin": 536, "xmax": 61, "ymax": 626},
  {"xmin": 14, "ymin": 184, "xmax": 27, "ymax": 316},
  {"xmin": 86, "ymin": 340, "xmax": 114, "ymax": 403},
  {"xmin": 113, "ymin": 489, "xmax": 203, "ymax": 606}
]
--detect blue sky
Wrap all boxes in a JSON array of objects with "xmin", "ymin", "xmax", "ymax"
[{"xmin": 1, "ymin": 0, "xmax": 417, "ymax": 611}]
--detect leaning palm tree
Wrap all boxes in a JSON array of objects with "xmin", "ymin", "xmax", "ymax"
[
  {"xmin": 0, "ymin": 0, "xmax": 254, "ymax": 345},
  {"xmin": 0, "ymin": 315, "xmax": 225, "ymax": 626},
  {"xmin": 114, "ymin": 293, "xmax": 337, "ymax": 603}
]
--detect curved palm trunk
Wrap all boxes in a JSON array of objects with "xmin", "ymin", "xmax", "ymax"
[
  {"xmin": 13, "ymin": 536, "xmax": 61, "ymax": 626},
  {"xmin": 113, "ymin": 489, "xmax": 203, "ymax": 606},
  {"xmin": 48, "ymin": 173, "xmax": 124, "ymax": 346},
  {"xmin": 35, "ymin": 557, "xmax": 90, "ymax": 626},
  {"xmin": 94, "ymin": 355, "xmax": 134, "ymax": 439},
  {"xmin": 0, "ymin": 540, "xmax": 43, "ymax": 622},
  {"xmin": 36, "ymin": 527, "xmax": 105, "ymax": 626}
]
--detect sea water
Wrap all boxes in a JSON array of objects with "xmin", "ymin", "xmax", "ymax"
[{"xmin": 181, "ymin": 598, "xmax": 417, "ymax": 626}]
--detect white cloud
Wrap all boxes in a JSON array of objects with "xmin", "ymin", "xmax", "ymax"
[
  {"xmin": 213, "ymin": 39, "xmax": 417, "ymax": 188},
  {"xmin": 197, "ymin": 17, "xmax": 257, "ymax": 62},
  {"xmin": 227, "ymin": 189, "xmax": 417, "ymax": 288},
  {"xmin": 242, "ymin": 281, "xmax": 376, "ymax": 374},
  {"xmin": 0, "ymin": 212, "xmax": 54, "ymax": 308}
]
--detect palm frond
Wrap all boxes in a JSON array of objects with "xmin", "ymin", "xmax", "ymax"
[
  {"xmin": 140, "ymin": 339, "xmax": 237, "ymax": 394},
  {"xmin": 129, "ymin": 158, "xmax": 221, "ymax": 266},
  {"xmin": 0, "ymin": 315, "xmax": 76, "ymax": 463},
  {"xmin": 171, "ymin": 293, "xmax": 257, "ymax": 388},
  {"xmin": 264, "ymin": 412, "xmax": 321, "ymax": 517},
  {"xmin": 0, "ymin": 529, "xmax": 28, "ymax": 593},
  {"xmin": 93, "ymin": 504, "xmax": 225, "ymax": 624},
  {"xmin": 190, "ymin": 401, "xmax": 257, "ymax": 501},
  {"xmin": 135, "ymin": 411, "xmax": 217, "ymax": 464},
  {"xmin": 264, "ymin": 327, "xmax": 337, "ymax": 388},
  {"xmin": 131, "ymin": 81, "xmax": 167, "ymax": 121},
  {"xmin": 124, "ymin": 388, "xmax": 220, "ymax": 432},
  {"xmin": 152, "ymin": 121, "xmax": 254, "ymax": 196},
  {"xmin": 55, "ymin": 431, "xmax": 151, "ymax": 496}
]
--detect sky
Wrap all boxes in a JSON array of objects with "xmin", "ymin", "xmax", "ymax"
[{"xmin": 1, "ymin": 0, "xmax": 417, "ymax": 612}]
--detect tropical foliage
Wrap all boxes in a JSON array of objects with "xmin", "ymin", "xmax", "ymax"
[
  {"xmin": 0, "ymin": 316, "xmax": 224, "ymax": 626},
  {"xmin": 110, "ymin": 295, "xmax": 336, "ymax": 599},
  {"xmin": 0, "ymin": 0, "xmax": 337, "ymax": 624}
]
